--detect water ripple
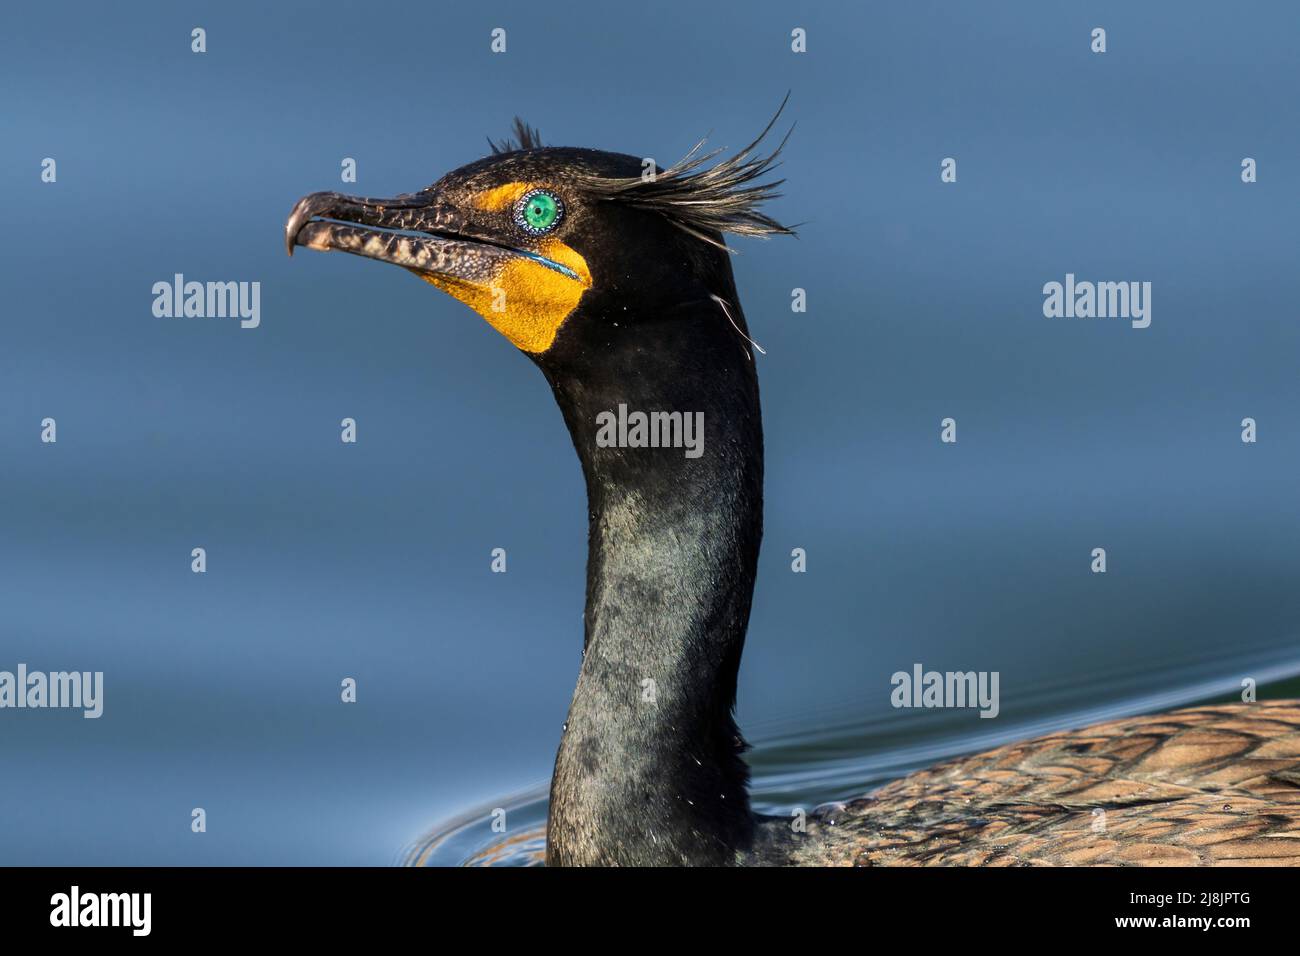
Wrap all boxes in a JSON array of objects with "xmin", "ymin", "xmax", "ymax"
[{"xmin": 404, "ymin": 644, "xmax": 1300, "ymax": 866}]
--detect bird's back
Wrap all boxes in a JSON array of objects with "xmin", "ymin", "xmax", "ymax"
[{"xmin": 759, "ymin": 700, "xmax": 1300, "ymax": 866}]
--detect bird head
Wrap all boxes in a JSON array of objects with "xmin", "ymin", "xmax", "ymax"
[{"xmin": 285, "ymin": 108, "xmax": 793, "ymax": 361}]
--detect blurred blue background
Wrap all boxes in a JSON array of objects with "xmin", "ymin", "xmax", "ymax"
[{"xmin": 1, "ymin": 0, "xmax": 1298, "ymax": 864}]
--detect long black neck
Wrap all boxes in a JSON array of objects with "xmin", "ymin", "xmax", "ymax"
[{"xmin": 539, "ymin": 292, "xmax": 764, "ymax": 866}]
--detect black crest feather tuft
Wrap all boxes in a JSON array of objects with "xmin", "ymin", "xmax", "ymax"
[
  {"xmin": 489, "ymin": 118, "xmax": 544, "ymax": 154},
  {"xmin": 574, "ymin": 94, "xmax": 796, "ymax": 251}
]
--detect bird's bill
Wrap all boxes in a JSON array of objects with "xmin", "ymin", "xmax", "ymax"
[
  {"xmin": 284, "ymin": 190, "xmax": 518, "ymax": 284},
  {"xmin": 286, "ymin": 187, "xmax": 592, "ymax": 353}
]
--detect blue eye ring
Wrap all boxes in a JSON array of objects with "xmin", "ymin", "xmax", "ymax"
[{"xmin": 513, "ymin": 189, "xmax": 565, "ymax": 236}]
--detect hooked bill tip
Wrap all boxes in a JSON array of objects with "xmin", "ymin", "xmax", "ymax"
[
  {"xmin": 285, "ymin": 214, "xmax": 305, "ymax": 257},
  {"xmin": 285, "ymin": 193, "xmax": 330, "ymax": 258}
]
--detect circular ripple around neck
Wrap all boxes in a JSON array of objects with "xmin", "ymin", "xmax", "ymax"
[{"xmin": 405, "ymin": 644, "xmax": 1300, "ymax": 866}]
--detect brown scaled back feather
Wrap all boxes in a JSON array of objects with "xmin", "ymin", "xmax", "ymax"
[{"xmin": 776, "ymin": 701, "xmax": 1300, "ymax": 866}]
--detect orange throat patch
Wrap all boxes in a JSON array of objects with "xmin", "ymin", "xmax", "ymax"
[{"xmin": 421, "ymin": 238, "xmax": 591, "ymax": 353}]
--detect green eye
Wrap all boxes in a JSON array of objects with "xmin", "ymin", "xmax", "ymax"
[{"xmin": 515, "ymin": 189, "xmax": 563, "ymax": 235}]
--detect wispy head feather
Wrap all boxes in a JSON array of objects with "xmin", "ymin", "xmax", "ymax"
[
  {"xmin": 574, "ymin": 94, "xmax": 796, "ymax": 251},
  {"xmin": 489, "ymin": 118, "xmax": 544, "ymax": 154}
]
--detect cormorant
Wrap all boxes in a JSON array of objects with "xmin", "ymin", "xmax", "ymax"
[{"xmin": 286, "ymin": 111, "xmax": 1300, "ymax": 867}]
